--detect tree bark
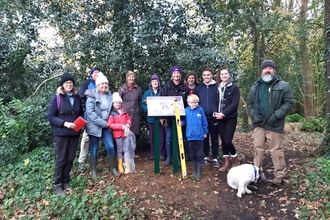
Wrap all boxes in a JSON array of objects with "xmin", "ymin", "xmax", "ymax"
[{"xmin": 300, "ymin": 0, "xmax": 315, "ymax": 120}]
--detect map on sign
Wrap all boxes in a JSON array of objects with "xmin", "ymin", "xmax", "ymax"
[{"xmin": 146, "ymin": 96, "xmax": 185, "ymax": 117}]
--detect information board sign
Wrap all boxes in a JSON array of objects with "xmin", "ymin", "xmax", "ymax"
[{"xmin": 146, "ymin": 96, "xmax": 185, "ymax": 117}]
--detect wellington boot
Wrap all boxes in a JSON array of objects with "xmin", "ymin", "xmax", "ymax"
[
  {"xmin": 230, "ymin": 157, "xmax": 240, "ymax": 168},
  {"xmin": 118, "ymin": 159, "xmax": 124, "ymax": 174},
  {"xmin": 192, "ymin": 162, "xmax": 197, "ymax": 179},
  {"xmin": 90, "ymin": 157, "xmax": 97, "ymax": 179},
  {"xmin": 107, "ymin": 156, "xmax": 121, "ymax": 177},
  {"xmin": 218, "ymin": 157, "xmax": 230, "ymax": 172},
  {"xmin": 196, "ymin": 163, "xmax": 202, "ymax": 181},
  {"xmin": 124, "ymin": 159, "xmax": 131, "ymax": 174},
  {"xmin": 164, "ymin": 142, "xmax": 172, "ymax": 166}
]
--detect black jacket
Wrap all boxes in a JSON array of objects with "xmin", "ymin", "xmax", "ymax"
[
  {"xmin": 160, "ymin": 79, "xmax": 189, "ymax": 107},
  {"xmin": 46, "ymin": 87, "xmax": 83, "ymax": 137}
]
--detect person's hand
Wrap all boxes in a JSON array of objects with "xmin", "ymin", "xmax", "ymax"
[
  {"xmin": 144, "ymin": 100, "xmax": 147, "ymax": 104},
  {"xmin": 177, "ymin": 120, "xmax": 182, "ymax": 126},
  {"xmin": 64, "ymin": 122, "xmax": 76, "ymax": 130},
  {"xmin": 204, "ymin": 134, "xmax": 207, "ymax": 138},
  {"xmin": 160, "ymin": 119, "xmax": 164, "ymax": 125},
  {"xmin": 126, "ymin": 123, "xmax": 130, "ymax": 128}
]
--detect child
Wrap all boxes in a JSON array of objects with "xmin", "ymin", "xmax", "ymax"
[
  {"xmin": 180, "ymin": 94, "xmax": 208, "ymax": 181},
  {"xmin": 108, "ymin": 92, "xmax": 133, "ymax": 174}
]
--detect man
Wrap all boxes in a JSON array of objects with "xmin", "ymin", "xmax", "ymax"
[
  {"xmin": 77, "ymin": 66, "xmax": 100, "ymax": 170},
  {"xmin": 247, "ymin": 60, "xmax": 294, "ymax": 186},
  {"xmin": 195, "ymin": 68, "xmax": 220, "ymax": 168}
]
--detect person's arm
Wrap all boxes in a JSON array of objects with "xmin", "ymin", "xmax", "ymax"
[
  {"xmin": 86, "ymin": 96, "xmax": 107, "ymax": 128},
  {"xmin": 274, "ymin": 82, "xmax": 294, "ymax": 119},
  {"xmin": 221, "ymin": 85, "xmax": 240, "ymax": 117}
]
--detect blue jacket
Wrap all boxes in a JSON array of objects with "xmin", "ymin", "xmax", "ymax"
[
  {"xmin": 46, "ymin": 87, "xmax": 83, "ymax": 137},
  {"xmin": 85, "ymin": 89, "xmax": 113, "ymax": 137},
  {"xmin": 195, "ymin": 80, "xmax": 217, "ymax": 119},
  {"xmin": 142, "ymin": 88, "xmax": 161, "ymax": 123},
  {"xmin": 182, "ymin": 106, "xmax": 208, "ymax": 141}
]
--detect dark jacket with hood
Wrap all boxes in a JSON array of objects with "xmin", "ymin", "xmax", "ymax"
[
  {"xmin": 160, "ymin": 79, "xmax": 189, "ymax": 107},
  {"xmin": 78, "ymin": 78, "xmax": 96, "ymax": 112},
  {"xmin": 247, "ymin": 75, "xmax": 294, "ymax": 133},
  {"xmin": 195, "ymin": 79, "xmax": 217, "ymax": 119},
  {"xmin": 46, "ymin": 87, "xmax": 83, "ymax": 137},
  {"xmin": 213, "ymin": 78, "xmax": 240, "ymax": 119}
]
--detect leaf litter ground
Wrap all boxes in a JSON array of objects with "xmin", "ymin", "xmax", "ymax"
[{"xmin": 77, "ymin": 123, "xmax": 321, "ymax": 220}]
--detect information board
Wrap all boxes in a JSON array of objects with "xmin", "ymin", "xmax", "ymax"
[{"xmin": 146, "ymin": 96, "xmax": 185, "ymax": 117}]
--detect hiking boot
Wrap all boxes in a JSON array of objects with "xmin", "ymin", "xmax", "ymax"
[
  {"xmin": 63, "ymin": 183, "xmax": 72, "ymax": 191},
  {"xmin": 213, "ymin": 159, "xmax": 219, "ymax": 168},
  {"xmin": 271, "ymin": 177, "xmax": 283, "ymax": 186},
  {"xmin": 134, "ymin": 154, "xmax": 141, "ymax": 159},
  {"xmin": 54, "ymin": 184, "xmax": 64, "ymax": 195},
  {"xmin": 160, "ymin": 155, "xmax": 166, "ymax": 161},
  {"xmin": 78, "ymin": 162, "xmax": 84, "ymax": 171},
  {"xmin": 149, "ymin": 156, "xmax": 154, "ymax": 160}
]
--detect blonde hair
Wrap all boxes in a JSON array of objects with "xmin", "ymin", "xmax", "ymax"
[
  {"xmin": 126, "ymin": 70, "xmax": 135, "ymax": 79},
  {"xmin": 187, "ymin": 94, "xmax": 199, "ymax": 103}
]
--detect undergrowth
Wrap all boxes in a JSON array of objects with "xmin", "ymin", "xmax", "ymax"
[
  {"xmin": 290, "ymin": 158, "xmax": 330, "ymax": 219},
  {"xmin": 0, "ymin": 147, "xmax": 132, "ymax": 219}
]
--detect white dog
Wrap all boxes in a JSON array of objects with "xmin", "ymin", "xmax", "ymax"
[{"xmin": 227, "ymin": 164, "xmax": 260, "ymax": 198}]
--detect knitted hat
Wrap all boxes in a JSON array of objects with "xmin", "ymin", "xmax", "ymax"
[
  {"xmin": 112, "ymin": 92, "xmax": 122, "ymax": 103},
  {"xmin": 126, "ymin": 71, "xmax": 135, "ymax": 79},
  {"xmin": 60, "ymin": 72, "xmax": 75, "ymax": 86},
  {"xmin": 90, "ymin": 66, "xmax": 101, "ymax": 75},
  {"xmin": 95, "ymin": 72, "xmax": 108, "ymax": 85},
  {"xmin": 150, "ymin": 73, "xmax": 160, "ymax": 81},
  {"xmin": 261, "ymin": 60, "xmax": 276, "ymax": 70},
  {"xmin": 170, "ymin": 65, "xmax": 182, "ymax": 76}
]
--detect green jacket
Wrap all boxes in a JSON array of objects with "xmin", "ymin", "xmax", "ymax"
[{"xmin": 247, "ymin": 75, "xmax": 294, "ymax": 132}]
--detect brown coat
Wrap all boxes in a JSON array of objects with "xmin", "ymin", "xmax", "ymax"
[{"xmin": 118, "ymin": 83, "xmax": 142, "ymax": 134}]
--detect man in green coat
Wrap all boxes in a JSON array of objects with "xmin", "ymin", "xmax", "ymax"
[{"xmin": 247, "ymin": 60, "xmax": 294, "ymax": 186}]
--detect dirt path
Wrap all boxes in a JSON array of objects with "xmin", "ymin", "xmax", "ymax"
[{"xmin": 87, "ymin": 125, "xmax": 319, "ymax": 219}]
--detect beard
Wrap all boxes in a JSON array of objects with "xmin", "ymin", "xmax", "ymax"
[{"xmin": 261, "ymin": 73, "xmax": 274, "ymax": 82}]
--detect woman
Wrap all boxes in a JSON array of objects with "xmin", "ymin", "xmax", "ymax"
[
  {"xmin": 160, "ymin": 65, "xmax": 189, "ymax": 166},
  {"xmin": 86, "ymin": 72, "xmax": 121, "ymax": 179},
  {"xmin": 46, "ymin": 72, "xmax": 83, "ymax": 195},
  {"xmin": 213, "ymin": 66, "xmax": 240, "ymax": 172},
  {"xmin": 118, "ymin": 71, "xmax": 142, "ymax": 158},
  {"xmin": 142, "ymin": 73, "xmax": 166, "ymax": 161},
  {"xmin": 184, "ymin": 72, "xmax": 200, "ymax": 94}
]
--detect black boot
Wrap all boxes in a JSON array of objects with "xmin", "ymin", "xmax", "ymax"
[
  {"xmin": 196, "ymin": 163, "xmax": 202, "ymax": 181},
  {"xmin": 164, "ymin": 142, "xmax": 172, "ymax": 166},
  {"xmin": 54, "ymin": 184, "xmax": 64, "ymax": 195},
  {"xmin": 107, "ymin": 156, "xmax": 121, "ymax": 177},
  {"xmin": 192, "ymin": 162, "xmax": 197, "ymax": 179},
  {"xmin": 90, "ymin": 157, "xmax": 97, "ymax": 179}
]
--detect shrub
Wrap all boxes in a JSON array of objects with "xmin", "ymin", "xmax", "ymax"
[
  {"xmin": 286, "ymin": 113, "xmax": 304, "ymax": 122},
  {"xmin": 300, "ymin": 117, "xmax": 326, "ymax": 133},
  {"xmin": 0, "ymin": 96, "xmax": 53, "ymax": 166}
]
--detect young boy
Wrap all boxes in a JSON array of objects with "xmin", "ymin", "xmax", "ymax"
[
  {"xmin": 108, "ymin": 92, "xmax": 132, "ymax": 174},
  {"xmin": 180, "ymin": 94, "xmax": 208, "ymax": 181}
]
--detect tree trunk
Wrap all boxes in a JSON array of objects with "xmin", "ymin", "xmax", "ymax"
[
  {"xmin": 311, "ymin": 0, "xmax": 330, "ymax": 157},
  {"xmin": 300, "ymin": 0, "xmax": 315, "ymax": 120}
]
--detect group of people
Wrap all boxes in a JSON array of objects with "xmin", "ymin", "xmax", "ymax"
[{"xmin": 46, "ymin": 60, "xmax": 294, "ymax": 195}]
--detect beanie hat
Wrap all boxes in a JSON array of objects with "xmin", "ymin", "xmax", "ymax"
[
  {"xmin": 95, "ymin": 72, "xmax": 108, "ymax": 85},
  {"xmin": 90, "ymin": 66, "xmax": 101, "ymax": 75},
  {"xmin": 126, "ymin": 71, "xmax": 135, "ymax": 79},
  {"xmin": 112, "ymin": 92, "xmax": 122, "ymax": 103},
  {"xmin": 150, "ymin": 73, "xmax": 160, "ymax": 82},
  {"xmin": 170, "ymin": 65, "xmax": 182, "ymax": 76},
  {"xmin": 261, "ymin": 60, "xmax": 276, "ymax": 70},
  {"xmin": 60, "ymin": 72, "xmax": 75, "ymax": 86}
]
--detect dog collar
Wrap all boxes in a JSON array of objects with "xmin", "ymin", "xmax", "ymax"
[{"xmin": 253, "ymin": 165, "xmax": 257, "ymax": 181}]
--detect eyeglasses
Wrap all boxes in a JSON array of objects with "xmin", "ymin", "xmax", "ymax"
[
  {"xmin": 188, "ymin": 102, "xmax": 198, "ymax": 104},
  {"xmin": 64, "ymin": 81, "xmax": 73, "ymax": 85}
]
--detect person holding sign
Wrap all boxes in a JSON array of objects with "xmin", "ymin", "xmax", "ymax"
[
  {"xmin": 142, "ymin": 73, "xmax": 166, "ymax": 161},
  {"xmin": 46, "ymin": 72, "xmax": 83, "ymax": 195},
  {"xmin": 160, "ymin": 65, "xmax": 189, "ymax": 166}
]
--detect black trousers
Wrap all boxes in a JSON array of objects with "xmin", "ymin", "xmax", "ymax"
[
  {"xmin": 217, "ymin": 117, "xmax": 237, "ymax": 156},
  {"xmin": 54, "ymin": 136, "xmax": 79, "ymax": 185},
  {"xmin": 203, "ymin": 118, "xmax": 219, "ymax": 159}
]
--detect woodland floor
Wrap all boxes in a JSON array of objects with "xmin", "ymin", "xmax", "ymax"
[{"xmin": 75, "ymin": 123, "xmax": 322, "ymax": 220}]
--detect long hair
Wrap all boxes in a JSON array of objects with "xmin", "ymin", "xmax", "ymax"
[
  {"xmin": 184, "ymin": 72, "xmax": 200, "ymax": 86},
  {"xmin": 215, "ymin": 66, "xmax": 230, "ymax": 86}
]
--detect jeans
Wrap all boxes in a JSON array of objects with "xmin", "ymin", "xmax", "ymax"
[{"xmin": 89, "ymin": 128, "xmax": 115, "ymax": 158}]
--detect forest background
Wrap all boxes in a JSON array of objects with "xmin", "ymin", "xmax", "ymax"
[{"xmin": 0, "ymin": 0, "xmax": 330, "ymax": 219}]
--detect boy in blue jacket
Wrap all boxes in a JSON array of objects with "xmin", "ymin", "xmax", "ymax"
[{"xmin": 179, "ymin": 94, "xmax": 208, "ymax": 181}]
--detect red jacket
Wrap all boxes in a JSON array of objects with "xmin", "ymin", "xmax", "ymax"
[{"xmin": 108, "ymin": 108, "xmax": 132, "ymax": 138}]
